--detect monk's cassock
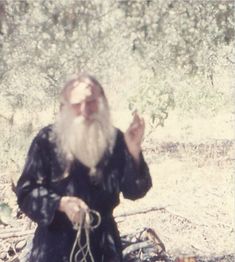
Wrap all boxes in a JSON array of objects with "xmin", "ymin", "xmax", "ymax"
[{"xmin": 16, "ymin": 125, "xmax": 152, "ymax": 262}]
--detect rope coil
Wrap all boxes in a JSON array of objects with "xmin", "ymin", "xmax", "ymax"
[{"xmin": 70, "ymin": 209, "xmax": 101, "ymax": 262}]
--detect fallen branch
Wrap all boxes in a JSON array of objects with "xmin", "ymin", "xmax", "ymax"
[
  {"xmin": 0, "ymin": 227, "xmax": 32, "ymax": 234},
  {"xmin": 122, "ymin": 241, "xmax": 152, "ymax": 257},
  {"xmin": 115, "ymin": 206, "xmax": 167, "ymax": 218},
  {"xmin": 0, "ymin": 229, "xmax": 34, "ymax": 239}
]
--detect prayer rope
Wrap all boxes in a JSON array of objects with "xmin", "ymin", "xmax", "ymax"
[{"xmin": 70, "ymin": 209, "xmax": 101, "ymax": 262}]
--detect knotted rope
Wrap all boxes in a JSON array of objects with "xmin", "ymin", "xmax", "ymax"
[{"xmin": 70, "ymin": 209, "xmax": 101, "ymax": 262}]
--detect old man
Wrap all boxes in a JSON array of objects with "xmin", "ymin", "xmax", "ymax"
[{"xmin": 16, "ymin": 73, "xmax": 152, "ymax": 262}]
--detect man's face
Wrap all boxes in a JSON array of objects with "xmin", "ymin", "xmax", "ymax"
[
  {"xmin": 56, "ymin": 78, "xmax": 115, "ymax": 168},
  {"xmin": 68, "ymin": 79, "xmax": 102, "ymax": 121}
]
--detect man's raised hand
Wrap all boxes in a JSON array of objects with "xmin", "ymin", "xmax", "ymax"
[{"xmin": 124, "ymin": 111, "xmax": 145, "ymax": 164}]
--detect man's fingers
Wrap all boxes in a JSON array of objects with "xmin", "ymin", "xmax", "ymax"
[
  {"xmin": 72, "ymin": 210, "xmax": 83, "ymax": 224},
  {"xmin": 70, "ymin": 197, "xmax": 88, "ymax": 210},
  {"xmin": 129, "ymin": 113, "xmax": 140, "ymax": 126},
  {"xmin": 73, "ymin": 205, "xmax": 80, "ymax": 213},
  {"xmin": 71, "ymin": 205, "xmax": 88, "ymax": 224},
  {"xmin": 61, "ymin": 196, "xmax": 89, "ymax": 224},
  {"xmin": 140, "ymin": 117, "xmax": 145, "ymax": 128},
  {"xmin": 72, "ymin": 210, "xmax": 90, "ymax": 227},
  {"xmin": 132, "ymin": 112, "xmax": 141, "ymax": 123},
  {"xmin": 130, "ymin": 116, "xmax": 144, "ymax": 131},
  {"xmin": 132, "ymin": 109, "xmax": 138, "ymax": 116}
]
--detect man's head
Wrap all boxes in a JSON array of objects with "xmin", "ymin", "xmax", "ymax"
[
  {"xmin": 60, "ymin": 73, "xmax": 107, "ymax": 121},
  {"xmin": 54, "ymin": 73, "xmax": 116, "ymax": 170}
]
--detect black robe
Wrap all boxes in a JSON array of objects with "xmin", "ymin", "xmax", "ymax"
[{"xmin": 16, "ymin": 125, "xmax": 152, "ymax": 262}]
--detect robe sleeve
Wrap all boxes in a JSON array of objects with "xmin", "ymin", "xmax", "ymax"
[
  {"xmin": 16, "ymin": 129, "xmax": 61, "ymax": 226},
  {"xmin": 118, "ymin": 131, "xmax": 152, "ymax": 200}
]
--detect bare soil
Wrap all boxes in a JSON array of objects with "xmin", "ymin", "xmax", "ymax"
[
  {"xmin": 0, "ymin": 140, "xmax": 234, "ymax": 262},
  {"xmin": 115, "ymin": 142, "xmax": 235, "ymax": 261}
]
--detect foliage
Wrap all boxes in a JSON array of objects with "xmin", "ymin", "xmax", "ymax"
[
  {"xmin": 128, "ymin": 71, "xmax": 175, "ymax": 128},
  {"xmin": 0, "ymin": 0, "xmax": 234, "ymax": 171},
  {"xmin": 117, "ymin": 0, "xmax": 234, "ymax": 75}
]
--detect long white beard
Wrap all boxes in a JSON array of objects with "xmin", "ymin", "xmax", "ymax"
[{"xmin": 54, "ymin": 99, "xmax": 116, "ymax": 170}]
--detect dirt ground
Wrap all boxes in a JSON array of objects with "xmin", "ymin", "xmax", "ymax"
[
  {"xmin": 0, "ymin": 111, "xmax": 234, "ymax": 261},
  {"xmin": 115, "ymin": 156, "xmax": 235, "ymax": 261},
  {"xmin": 0, "ymin": 149, "xmax": 234, "ymax": 261}
]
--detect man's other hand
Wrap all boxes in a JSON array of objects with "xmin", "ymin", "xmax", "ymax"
[
  {"xmin": 58, "ymin": 196, "xmax": 89, "ymax": 225},
  {"xmin": 124, "ymin": 112, "xmax": 145, "ymax": 164}
]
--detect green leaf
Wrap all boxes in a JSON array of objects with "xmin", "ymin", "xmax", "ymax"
[{"xmin": 0, "ymin": 202, "xmax": 12, "ymax": 225}]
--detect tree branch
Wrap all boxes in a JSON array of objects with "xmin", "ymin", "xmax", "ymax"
[{"xmin": 115, "ymin": 206, "xmax": 167, "ymax": 218}]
